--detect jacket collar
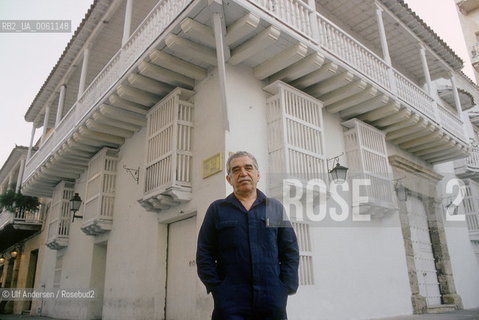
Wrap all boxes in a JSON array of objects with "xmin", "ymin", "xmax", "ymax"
[{"xmin": 222, "ymin": 189, "xmax": 267, "ymax": 211}]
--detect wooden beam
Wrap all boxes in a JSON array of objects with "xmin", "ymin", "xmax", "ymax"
[
  {"xmin": 127, "ymin": 74, "xmax": 172, "ymax": 96},
  {"xmin": 225, "ymin": 13, "xmax": 260, "ymax": 46},
  {"xmin": 372, "ymin": 108, "xmax": 412, "ymax": 127},
  {"xmin": 91, "ymin": 112, "xmax": 142, "ymax": 132},
  {"xmin": 307, "ymin": 72, "xmax": 355, "ymax": 97},
  {"xmin": 78, "ymin": 127, "xmax": 125, "ymax": 145},
  {"xmin": 85, "ymin": 119, "xmax": 134, "ymax": 138},
  {"xmin": 270, "ymin": 53, "xmax": 324, "ymax": 83},
  {"xmin": 99, "ymin": 104, "xmax": 146, "ymax": 127},
  {"xmin": 290, "ymin": 62, "xmax": 338, "ymax": 89},
  {"xmin": 165, "ymin": 34, "xmax": 217, "ymax": 66},
  {"xmin": 180, "ymin": 17, "xmax": 215, "ymax": 47},
  {"xmin": 253, "ymin": 42, "xmax": 308, "ymax": 79},
  {"xmin": 321, "ymin": 79, "xmax": 369, "ymax": 107},
  {"xmin": 399, "ymin": 135, "xmax": 455, "ymax": 153},
  {"xmin": 362, "ymin": 105, "xmax": 406, "ymax": 123},
  {"xmin": 229, "ymin": 26, "xmax": 280, "ymax": 65},
  {"xmin": 386, "ymin": 118, "xmax": 429, "ymax": 141},
  {"xmin": 116, "ymin": 85, "xmax": 159, "ymax": 107},
  {"xmin": 108, "ymin": 94, "xmax": 148, "ymax": 115},
  {"xmin": 339, "ymin": 95, "xmax": 391, "ymax": 119},
  {"xmin": 326, "ymin": 85, "xmax": 377, "ymax": 113},
  {"xmin": 382, "ymin": 115, "xmax": 419, "ymax": 133},
  {"xmin": 149, "ymin": 49, "xmax": 207, "ymax": 81},
  {"xmin": 138, "ymin": 61, "xmax": 194, "ymax": 89},
  {"xmin": 389, "ymin": 123, "xmax": 435, "ymax": 144}
]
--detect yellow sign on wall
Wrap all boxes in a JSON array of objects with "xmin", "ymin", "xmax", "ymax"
[{"xmin": 203, "ymin": 153, "xmax": 223, "ymax": 179}]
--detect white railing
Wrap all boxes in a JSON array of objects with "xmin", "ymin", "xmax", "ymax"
[
  {"xmin": 24, "ymin": 104, "xmax": 78, "ymax": 182},
  {"xmin": 466, "ymin": 148, "xmax": 479, "ymax": 170},
  {"xmin": 315, "ymin": 13, "xmax": 390, "ymax": 91},
  {"xmin": 23, "ymin": 0, "xmax": 194, "ymax": 186},
  {"xmin": 393, "ymin": 71, "xmax": 436, "ymax": 121},
  {"xmin": 251, "ymin": 0, "xmax": 314, "ymax": 38},
  {"xmin": 13, "ymin": 208, "xmax": 42, "ymax": 224},
  {"xmin": 437, "ymin": 102, "xmax": 466, "ymax": 141},
  {"xmin": 249, "ymin": 0, "xmax": 466, "ymax": 135}
]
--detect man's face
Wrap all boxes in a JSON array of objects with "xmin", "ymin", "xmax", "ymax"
[{"xmin": 226, "ymin": 156, "xmax": 260, "ymax": 194}]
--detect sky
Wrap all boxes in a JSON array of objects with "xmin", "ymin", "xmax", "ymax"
[{"xmin": 0, "ymin": 0, "xmax": 474, "ymax": 170}]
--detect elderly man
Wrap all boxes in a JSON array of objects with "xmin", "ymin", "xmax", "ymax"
[{"xmin": 196, "ymin": 151, "xmax": 299, "ymax": 320}]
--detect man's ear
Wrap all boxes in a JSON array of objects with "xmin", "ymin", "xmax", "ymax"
[{"xmin": 226, "ymin": 174, "xmax": 232, "ymax": 186}]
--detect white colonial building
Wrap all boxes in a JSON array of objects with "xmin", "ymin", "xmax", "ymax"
[{"xmin": 4, "ymin": 0, "xmax": 479, "ymax": 319}]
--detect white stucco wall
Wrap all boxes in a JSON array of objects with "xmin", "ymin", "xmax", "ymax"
[{"xmin": 435, "ymin": 162, "xmax": 479, "ymax": 309}]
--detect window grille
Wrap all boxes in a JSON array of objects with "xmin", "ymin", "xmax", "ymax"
[
  {"xmin": 82, "ymin": 148, "xmax": 118, "ymax": 235},
  {"xmin": 140, "ymin": 88, "xmax": 194, "ymax": 211},
  {"xmin": 264, "ymin": 81, "xmax": 326, "ymax": 197},
  {"xmin": 463, "ymin": 180, "xmax": 479, "ymax": 233},
  {"xmin": 342, "ymin": 119, "xmax": 396, "ymax": 214},
  {"xmin": 46, "ymin": 181, "xmax": 74, "ymax": 250},
  {"xmin": 292, "ymin": 221, "xmax": 314, "ymax": 285}
]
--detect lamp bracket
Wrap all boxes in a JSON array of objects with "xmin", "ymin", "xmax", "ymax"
[
  {"xmin": 123, "ymin": 165, "xmax": 140, "ymax": 184},
  {"xmin": 326, "ymin": 152, "xmax": 344, "ymax": 171}
]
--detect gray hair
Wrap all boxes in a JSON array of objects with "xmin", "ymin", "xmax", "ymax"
[{"xmin": 226, "ymin": 151, "xmax": 259, "ymax": 174}]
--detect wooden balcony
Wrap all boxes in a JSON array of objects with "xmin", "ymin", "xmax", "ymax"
[
  {"xmin": 463, "ymin": 180, "xmax": 479, "ymax": 241},
  {"xmin": 455, "ymin": 148, "xmax": 479, "ymax": 179},
  {"xmin": 0, "ymin": 208, "xmax": 43, "ymax": 252},
  {"xmin": 22, "ymin": 0, "xmax": 469, "ymax": 197}
]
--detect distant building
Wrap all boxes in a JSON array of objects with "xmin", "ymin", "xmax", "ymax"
[
  {"xmin": 1, "ymin": 0, "xmax": 478, "ymax": 319},
  {"xmin": 0, "ymin": 146, "xmax": 46, "ymax": 315}
]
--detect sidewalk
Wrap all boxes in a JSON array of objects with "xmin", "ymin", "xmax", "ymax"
[
  {"xmin": 0, "ymin": 308, "xmax": 478, "ymax": 320},
  {"xmin": 372, "ymin": 308, "xmax": 479, "ymax": 320}
]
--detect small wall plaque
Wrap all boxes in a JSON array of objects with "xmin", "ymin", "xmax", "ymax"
[{"xmin": 203, "ymin": 153, "xmax": 223, "ymax": 179}]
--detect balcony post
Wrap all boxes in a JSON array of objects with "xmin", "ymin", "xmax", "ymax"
[
  {"xmin": 450, "ymin": 73, "xmax": 465, "ymax": 122},
  {"xmin": 55, "ymin": 84, "xmax": 67, "ymax": 127},
  {"xmin": 77, "ymin": 46, "xmax": 90, "ymax": 98},
  {"xmin": 307, "ymin": 0, "xmax": 320, "ymax": 42},
  {"xmin": 212, "ymin": 2, "xmax": 230, "ymax": 131},
  {"xmin": 375, "ymin": 5, "xmax": 396, "ymax": 93},
  {"xmin": 27, "ymin": 124, "xmax": 37, "ymax": 161},
  {"xmin": 40, "ymin": 105, "xmax": 51, "ymax": 144},
  {"xmin": 419, "ymin": 44, "xmax": 433, "ymax": 95},
  {"xmin": 122, "ymin": 0, "xmax": 133, "ymax": 46},
  {"xmin": 15, "ymin": 159, "xmax": 25, "ymax": 193}
]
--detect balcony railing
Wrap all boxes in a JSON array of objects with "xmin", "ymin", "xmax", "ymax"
[
  {"xmin": 23, "ymin": 0, "xmax": 468, "ymax": 187},
  {"xmin": 249, "ymin": 0, "xmax": 466, "ymax": 141},
  {"xmin": 437, "ymin": 102, "xmax": 465, "ymax": 141},
  {"xmin": 466, "ymin": 148, "xmax": 479, "ymax": 170},
  {"xmin": 23, "ymin": 0, "xmax": 194, "ymax": 184},
  {"xmin": 0, "ymin": 208, "xmax": 42, "ymax": 230}
]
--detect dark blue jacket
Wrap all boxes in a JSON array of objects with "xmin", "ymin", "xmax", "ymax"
[{"xmin": 196, "ymin": 190, "xmax": 299, "ymax": 319}]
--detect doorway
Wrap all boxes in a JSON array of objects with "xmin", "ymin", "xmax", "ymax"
[{"xmin": 165, "ymin": 216, "xmax": 197, "ymax": 320}]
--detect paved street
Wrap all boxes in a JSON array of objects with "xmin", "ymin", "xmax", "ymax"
[{"xmin": 0, "ymin": 308, "xmax": 478, "ymax": 320}]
